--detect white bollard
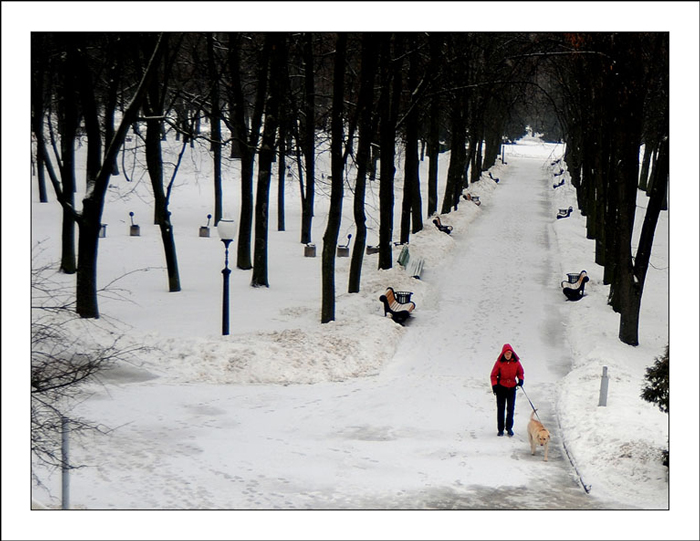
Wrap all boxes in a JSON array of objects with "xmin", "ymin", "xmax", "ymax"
[{"xmin": 598, "ymin": 366, "xmax": 609, "ymax": 407}]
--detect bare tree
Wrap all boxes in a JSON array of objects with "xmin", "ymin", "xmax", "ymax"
[
  {"xmin": 31, "ymin": 258, "xmax": 147, "ymax": 475},
  {"xmin": 251, "ymin": 34, "xmax": 286, "ymax": 288},
  {"xmin": 140, "ymin": 33, "xmax": 182, "ymax": 293},
  {"xmin": 348, "ymin": 33, "xmax": 379, "ymax": 294},
  {"xmin": 300, "ymin": 32, "xmax": 316, "ymax": 245},
  {"xmin": 34, "ymin": 33, "xmax": 166, "ymax": 318},
  {"xmin": 321, "ymin": 33, "xmax": 348, "ymax": 323},
  {"xmin": 377, "ymin": 34, "xmax": 404, "ymax": 270},
  {"xmin": 226, "ymin": 33, "xmax": 271, "ymax": 270},
  {"xmin": 399, "ymin": 33, "xmax": 424, "ymax": 243}
]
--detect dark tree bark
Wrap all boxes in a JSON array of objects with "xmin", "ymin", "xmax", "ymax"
[
  {"xmin": 277, "ymin": 125, "xmax": 286, "ymax": 232},
  {"xmin": 348, "ymin": 33, "xmax": 379, "ymax": 294},
  {"xmin": 276, "ymin": 42, "xmax": 291, "ymax": 233},
  {"xmin": 31, "ymin": 33, "xmax": 49, "ymax": 203},
  {"xmin": 251, "ymin": 34, "xmax": 285, "ymax": 288},
  {"xmin": 400, "ymin": 36, "xmax": 423, "ymax": 244},
  {"xmin": 57, "ymin": 38, "xmax": 79, "ymax": 274},
  {"xmin": 469, "ymin": 126, "xmax": 483, "ymax": 186},
  {"xmin": 207, "ymin": 33, "xmax": 223, "ymax": 225},
  {"xmin": 427, "ymin": 89, "xmax": 441, "ymax": 217},
  {"xmin": 321, "ymin": 33, "xmax": 347, "ymax": 323},
  {"xmin": 104, "ymin": 35, "xmax": 123, "ymax": 176},
  {"xmin": 378, "ymin": 34, "xmax": 404, "ymax": 270},
  {"xmin": 227, "ymin": 33, "xmax": 271, "ymax": 270},
  {"xmin": 75, "ymin": 35, "xmax": 166, "ymax": 318},
  {"xmin": 442, "ymin": 91, "xmax": 468, "ymax": 214},
  {"xmin": 426, "ymin": 32, "xmax": 443, "ymax": 217},
  {"xmin": 143, "ymin": 36, "xmax": 182, "ymax": 293},
  {"xmin": 145, "ymin": 115, "xmax": 182, "ymax": 293},
  {"xmin": 300, "ymin": 32, "xmax": 316, "ymax": 245},
  {"xmin": 619, "ymin": 136, "xmax": 668, "ymax": 345}
]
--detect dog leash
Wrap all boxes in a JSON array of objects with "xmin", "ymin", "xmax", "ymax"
[{"xmin": 518, "ymin": 386, "xmax": 543, "ymax": 423}]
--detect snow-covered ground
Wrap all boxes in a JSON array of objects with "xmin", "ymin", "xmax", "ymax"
[
  {"xmin": 4, "ymin": 4, "xmax": 700, "ymax": 539},
  {"xmin": 17, "ymin": 130, "xmax": 689, "ymax": 537}
]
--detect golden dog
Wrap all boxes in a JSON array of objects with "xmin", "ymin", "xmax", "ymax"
[{"xmin": 527, "ymin": 411, "xmax": 550, "ymax": 461}]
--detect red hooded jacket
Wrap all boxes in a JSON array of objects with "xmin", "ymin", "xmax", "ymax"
[{"xmin": 490, "ymin": 343, "xmax": 524, "ymax": 388}]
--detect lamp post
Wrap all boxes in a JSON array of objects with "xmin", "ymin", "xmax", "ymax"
[{"xmin": 217, "ymin": 218, "xmax": 236, "ymax": 335}]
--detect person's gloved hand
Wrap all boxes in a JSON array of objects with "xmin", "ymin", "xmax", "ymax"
[
  {"xmin": 492, "ymin": 385, "xmax": 498, "ymax": 394},
  {"xmin": 517, "ymin": 379, "xmax": 524, "ymax": 387}
]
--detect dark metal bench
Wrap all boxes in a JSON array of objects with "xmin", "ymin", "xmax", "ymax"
[
  {"xmin": 433, "ymin": 216, "xmax": 453, "ymax": 234},
  {"xmin": 462, "ymin": 193, "xmax": 481, "ymax": 206},
  {"xmin": 379, "ymin": 287, "xmax": 416, "ymax": 324},
  {"xmin": 561, "ymin": 270, "xmax": 589, "ymax": 301},
  {"xmin": 557, "ymin": 206, "xmax": 573, "ymax": 219}
]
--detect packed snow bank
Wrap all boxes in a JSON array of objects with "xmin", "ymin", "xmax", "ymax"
[
  {"xmin": 27, "ymin": 134, "xmax": 671, "ymax": 524},
  {"xmin": 545, "ymin": 156, "xmax": 669, "ymax": 508}
]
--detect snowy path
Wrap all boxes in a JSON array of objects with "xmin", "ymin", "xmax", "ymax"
[{"xmin": 60, "ymin": 153, "xmax": 628, "ymax": 510}]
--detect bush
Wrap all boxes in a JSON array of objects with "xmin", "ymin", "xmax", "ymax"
[
  {"xmin": 641, "ymin": 345, "xmax": 668, "ymax": 468},
  {"xmin": 641, "ymin": 344, "xmax": 669, "ymax": 413}
]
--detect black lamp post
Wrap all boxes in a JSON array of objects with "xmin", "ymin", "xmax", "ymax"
[{"xmin": 217, "ymin": 218, "xmax": 236, "ymax": 335}]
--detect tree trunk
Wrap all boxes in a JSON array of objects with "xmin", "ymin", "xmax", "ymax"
[
  {"xmin": 277, "ymin": 124, "xmax": 286, "ymax": 232},
  {"xmin": 35, "ymin": 146, "xmax": 49, "ymax": 203},
  {"xmin": 145, "ymin": 115, "xmax": 181, "ymax": 293},
  {"xmin": 251, "ymin": 35, "xmax": 285, "ymax": 288},
  {"xmin": 321, "ymin": 33, "xmax": 347, "ymax": 323},
  {"xmin": 301, "ymin": 32, "xmax": 316, "ymax": 245},
  {"xmin": 609, "ymin": 42, "xmax": 645, "ymax": 339},
  {"xmin": 75, "ymin": 35, "xmax": 166, "ymax": 318},
  {"xmin": 104, "ymin": 36, "xmax": 122, "ymax": 176},
  {"xmin": 57, "ymin": 40, "xmax": 78, "ymax": 274},
  {"xmin": 469, "ymin": 132, "xmax": 483, "ymax": 185},
  {"xmin": 207, "ymin": 34, "xmax": 223, "ymax": 225},
  {"xmin": 442, "ymin": 92, "xmax": 467, "ymax": 214},
  {"xmin": 482, "ymin": 119, "xmax": 501, "ymax": 172},
  {"xmin": 75, "ymin": 210, "xmax": 102, "ymax": 319},
  {"xmin": 31, "ymin": 33, "xmax": 49, "ymax": 203},
  {"xmin": 427, "ymin": 90, "xmax": 440, "ymax": 217},
  {"xmin": 228, "ymin": 33, "xmax": 271, "ymax": 270},
  {"xmin": 349, "ymin": 33, "xmax": 379, "ymax": 294},
  {"xmin": 619, "ymin": 137, "xmax": 668, "ymax": 346},
  {"xmin": 377, "ymin": 34, "xmax": 403, "ymax": 270},
  {"xmin": 400, "ymin": 39, "xmax": 423, "ymax": 243}
]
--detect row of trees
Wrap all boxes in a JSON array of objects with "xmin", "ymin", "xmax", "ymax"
[
  {"xmin": 31, "ymin": 32, "xmax": 538, "ymax": 322},
  {"xmin": 547, "ymin": 33, "xmax": 669, "ymax": 346},
  {"xmin": 32, "ymin": 32, "xmax": 668, "ymax": 343}
]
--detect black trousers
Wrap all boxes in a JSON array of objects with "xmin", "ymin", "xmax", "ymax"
[{"xmin": 495, "ymin": 385, "xmax": 517, "ymax": 432}]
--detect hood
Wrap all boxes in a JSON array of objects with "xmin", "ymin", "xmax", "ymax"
[{"xmin": 499, "ymin": 343, "xmax": 519, "ymax": 361}]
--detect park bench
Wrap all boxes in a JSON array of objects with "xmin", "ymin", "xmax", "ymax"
[
  {"xmin": 561, "ymin": 270, "xmax": 589, "ymax": 301},
  {"xmin": 462, "ymin": 193, "xmax": 481, "ymax": 206},
  {"xmin": 433, "ymin": 216, "xmax": 453, "ymax": 234},
  {"xmin": 397, "ymin": 244, "xmax": 425, "ymax": 279},
  {"xmin": 557, "ymin": 206, "xmax": 573, "ymax": 219},
  {"xmin": 379, "ymin": 287, "xmax": 416, "ymax": 324}
]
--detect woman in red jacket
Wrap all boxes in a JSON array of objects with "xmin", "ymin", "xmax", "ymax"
[{"xmin": 490, "ymin": 343, "xmax": 524, "ymax": 437}]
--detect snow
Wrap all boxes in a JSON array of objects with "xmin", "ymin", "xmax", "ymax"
[
  {"xmin": 17, "ymin": 129, "xmax": 689, "ymax": 536},
  {"xmin": 4, "ymin": 5, "xmax": 700, "ymax": 540}
]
